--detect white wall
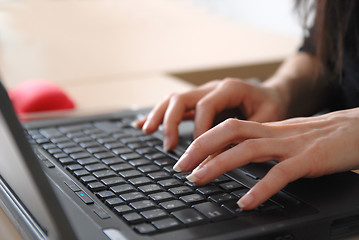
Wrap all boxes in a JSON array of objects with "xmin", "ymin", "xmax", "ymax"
[{"xmin": 189, "ymin": 0, "xmax": 303, "ymax": 38}]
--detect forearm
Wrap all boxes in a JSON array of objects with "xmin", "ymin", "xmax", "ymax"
[{"xmin": 263, "ymin": 52, "xmax": 330, "ymax": 118}]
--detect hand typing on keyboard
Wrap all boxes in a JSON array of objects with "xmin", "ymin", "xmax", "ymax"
[{"xmin": 135, "ymin": 54, "xmax": 359, "ymax": 211}]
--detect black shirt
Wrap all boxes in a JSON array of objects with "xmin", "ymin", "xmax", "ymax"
[{"xmin": 300, "ymin": 21, "xmax": 359, "ymax": 111}]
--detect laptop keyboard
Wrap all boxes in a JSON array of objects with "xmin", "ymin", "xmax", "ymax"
[{"xmin": 26, "ymin": 118, "xmax": 281, "ymax": 234}]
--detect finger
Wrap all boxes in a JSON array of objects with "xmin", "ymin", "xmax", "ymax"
[
  {"xmin": 142, "ymin": 96, "xmax": 171, "ymax": 134},
  {"xmin": 248, "ymin": 103, "xmax": 279, "ymax": 123},
  {"xmin": 237, "ymin": 157, "xmax": 308, "ymax": 210},
  {"xmin": 133, "ymin": 117, "xmax": 147, "ymax": 129},
  {"xmin": 185, "ymin": 138, "xmax": 288, "ymax": 185},
  {"xmin": 174, "ymin": 119, "xmax": 271, "ymax": 172},
  {"xmin": 160, "ymin": 82, "xmax": 221, "ymax": 151},
  {"xmin": 193, "ymin": 80, "xmax": 246, "ymax": 138}
]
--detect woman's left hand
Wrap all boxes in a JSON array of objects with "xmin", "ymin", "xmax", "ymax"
[{"xmin": 173, "ymin": 108, "xmax": 359, "ymax": 210}]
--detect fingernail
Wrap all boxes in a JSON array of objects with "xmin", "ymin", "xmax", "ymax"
[
  {"xmin": 163, "ymin": 138, "xmax": 171, "ymax": 152},
  {"xmin": 237, "ymin": 192, "xmax": 254, "ymax": 209},
  {"xmin": 142, "ymin": 122, "xmax": 149, "ymax": 133},
  {"xmin": 173, "ymin": 152, "xmax": 187, "ymax": 172},
  {"xmin": 186, "ymin": 165, "xmax": 207, "ymax": 183},
  {"xmin": 173, "ymin": 162, "xmax": 182, "ymax": 172},
  {"xmin": 131, "ymin": 120, "xmax": 139, "ymax": 129}
]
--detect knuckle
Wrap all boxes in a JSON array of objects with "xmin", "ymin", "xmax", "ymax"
[
  {"xmin": 196, "ymin": 98, "xmax": 211, "ymax": 109},
  {"xmin": 220, "ymin": 78, "xmax": 238, "ymax": 88},
  {"xmin": 169, "ymin": 93, "xmax": 185, "ymax": 104},
  {"xmin": 189, "ymin": 138, "xmax": 203, "ymax": 152},
  {"xmin": 221, "ymin": 118, "xmax": 240, "ymax": 130}
]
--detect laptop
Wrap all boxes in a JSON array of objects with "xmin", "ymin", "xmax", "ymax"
[{"xmin": 1, "ymin": 80, "xmax": 359, "ymax": 240}]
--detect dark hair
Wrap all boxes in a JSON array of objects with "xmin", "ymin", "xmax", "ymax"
[{"xmin": 295, "ymin": 0, "xmax": 359, "ymax": 80}]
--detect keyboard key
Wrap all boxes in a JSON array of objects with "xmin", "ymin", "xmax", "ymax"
[
  {"xmin": 154, "ymin": 158, "xmax": 176, "ymax": 167},
  {"xmin": 59, "ymin": 157, "xmax": 75, "ymax": 165},
  {"xmin": 144, "ymin": 152, "xmax": 166, "ymax": 160},
  {"xmin": 128, "ymin": 177, "xmax": 153, "ymax": 186},
  {"xmin": 105, "ymin": 197, "xmax": 124, "ymax": 208},
  {"xmin": 53, "ymin": 153, "xmax": 68, "ymax": 159},
  {"xmin": 70, "ymin": 152, "xmax": 91, "ymax": 160},
  {"xmin": 231, "ymin": 189, "xmax": 248, "ymax": 198},
  {"xmin": 80, "ymin": 141, "xmax": 100, "ymax": 148},
  {"xmin": 101, "ymin": 177, "xmax": 126, "ymax": 187},
  {"xmin": 138, "ymin": 165, "xmax": 161, "ymax": 173},
  {"xmin": 51, "ymin": 137, "xmax": 69, "ymax": 144},
  {"xmin": 171, "ymin": 209, "xmax": 207, "ymax": 226},
  {"xmin": 169, "ymin": 186, "xmax": 194, "ymax": 197},
  {"xmin": 57, "ymin": 142, "xmax": 76, "ymax": 149},
  {"xmin": 63, "ymin": 147, "xmax": 83, "ymax": 154},
  {"xmin": 120, "ymin": 153, "xmax": 141, "ymax": 161},
  {"xmin": 80, "ymin": 175, "xmax": 97, "ymax": 184},
  {"xmin": 120, "ymin": 192, "xmax": 146, "ymax": 202},
  {"xmin": 138, "ymin": 184, "xmax": 163, "ymax": 194},
  {"xmin": 73, "ymin": 169, "xmax": 90, "ymax": 178},
  {"xmin": 66, "ymin": 164, "xmax": 83, "ymax": 172},
  {"xmin": 73, "ymin": 136, "xmax": 93, "ymax": 143},
  {"xmin": 114, "ymin": 205, "xmax": 133, "ymax": 215},
  {"xmin": 158, "ymin": 179, "xmax": 183, "ymax": 189},
  {"xmin": 129, "ymin": 159, "xmax": 151, "ymax": 167},
  {"xmin": 192, "ymin": 202, "xmax": 233, "ymax": 221},
  {"xmin": 47, "ymin": 148, "xmax": 62, "ymax": 154},
  {"xmin": 140, "ymin": 209, "xmax": 167, "ymax": 220},
  {"xmin": 130, "ymin": 200, "xmax": 157, "ymax": 211},
  {"xmin": 110, "ymin": 163, "xmax": 133, "ymax": 172},
  {"xmin": 147, "ymin": 171, "xmax": 171, "ymax": 181},
  {"xmin": 149, "ymin": 192, "xmax": 175, "ymax": 202},
  {"xmin": 208, "ymin": 193, "xmax": 236, "ymax": 204},
  {"xmin": 133, "ymin": 223, "xmax": 157, "ymax": 234},
  {"xmin": 174, "ymin": 172, "xmax": 190, "ymax": 181},
  {"xmin": 105, "ymin": 142, "xmax": 125, "ymax": 149},
  {"xmin": 102, "ymin": 157, "xmax": 124, "ymax": 165},
  {"xmin": 110, "ymin": 184, "xmax": 136, "ymax": 194},
  {"xmin": 179, "ymin": 194, "xmax": 205, "ymax": 205},
  {"xmin": 87, "ymin": 181, "xmax": 106, "ymax": 192},
  {"xmin": 86, "ymin": 146, "xmax": 107, "ymax": 154},
  {"xmin": 136, "ymin": 147, "xmax": 157, "ymax": 155},
  {"xmin": 94, "ymin": 152, "xmax": 116, "ymax": 160},
  {"xmin": 159, "ymin": 200, "xmax": 187, "ymax": 211},
  {"xmin": 95, "ymin": 190, "xmax": 116, "ymax": 200},
  {"xmin": 85, "ymin": 163, "xmax": 108, "ymax": 172},
  {"xmin": 222, "ymin": 200, "xmax": 245, "ymax": 215},
  {"xmin": 93, "ymin": 170, "xmax": 117, "ymax": 179},
  {"xmin": 119, "ymin": 170, "xmax": 142, "ymax": 179},
  {"xmin": 112, "ymin": 147, "xmax": 132, "ymax": 155},
  {"xmin": 196, "ymin": 186, "xmax": 223, "ymax": 196},
  {"xmin": 123, "ymin": 212, "xmax": 145, "ymax": 224},
  {"xmin": 152, "ymin": 218, "xmax": 181, "ymax": 231},
  {"xmin": 77, "ymin": 157, "xmax": 98, "ymax": 166},
  {"xmin": 219, "ymin": 181, "xmax": 246, "ymax": 191}
]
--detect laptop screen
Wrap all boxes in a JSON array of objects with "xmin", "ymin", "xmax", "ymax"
[{"xmin": 0, "ymin": 81, "xmax": 76, "ymax": 240}]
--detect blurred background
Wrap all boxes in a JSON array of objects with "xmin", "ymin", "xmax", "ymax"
[
  {"xmin": 0, "ymin": 0, "xmax": 302, "ymax": 111},
  {"xmin": 0, "ymin": 0, "xmax": 301, "ymax": 87}
]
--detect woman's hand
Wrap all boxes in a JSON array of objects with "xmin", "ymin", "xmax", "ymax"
[
  {"xmin": 135, "ymin": 78, "xmax": 287, "ymax": 151},
  {"xmin": 173, "ymin": 108, "xmax": 359, "ymax": 210}
]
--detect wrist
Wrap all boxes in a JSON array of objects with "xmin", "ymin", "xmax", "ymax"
[{"xmin": 262, "ymin": 76, "xmax": 291, "ymax": 119}]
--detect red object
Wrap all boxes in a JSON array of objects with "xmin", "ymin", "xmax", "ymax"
[{"xmin": 8, "ymin": 79, "xmax": 76, "ymax": 114}]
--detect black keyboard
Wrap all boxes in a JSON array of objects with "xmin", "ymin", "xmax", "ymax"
[{"xmin": 26, "ymin": 118, "xmax": 280, "ymax": 234}]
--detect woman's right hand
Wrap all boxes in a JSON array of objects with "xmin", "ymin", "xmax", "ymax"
[{"xmin": 135, "ymin": 78, "xmax": 287, "ymax": 151}]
